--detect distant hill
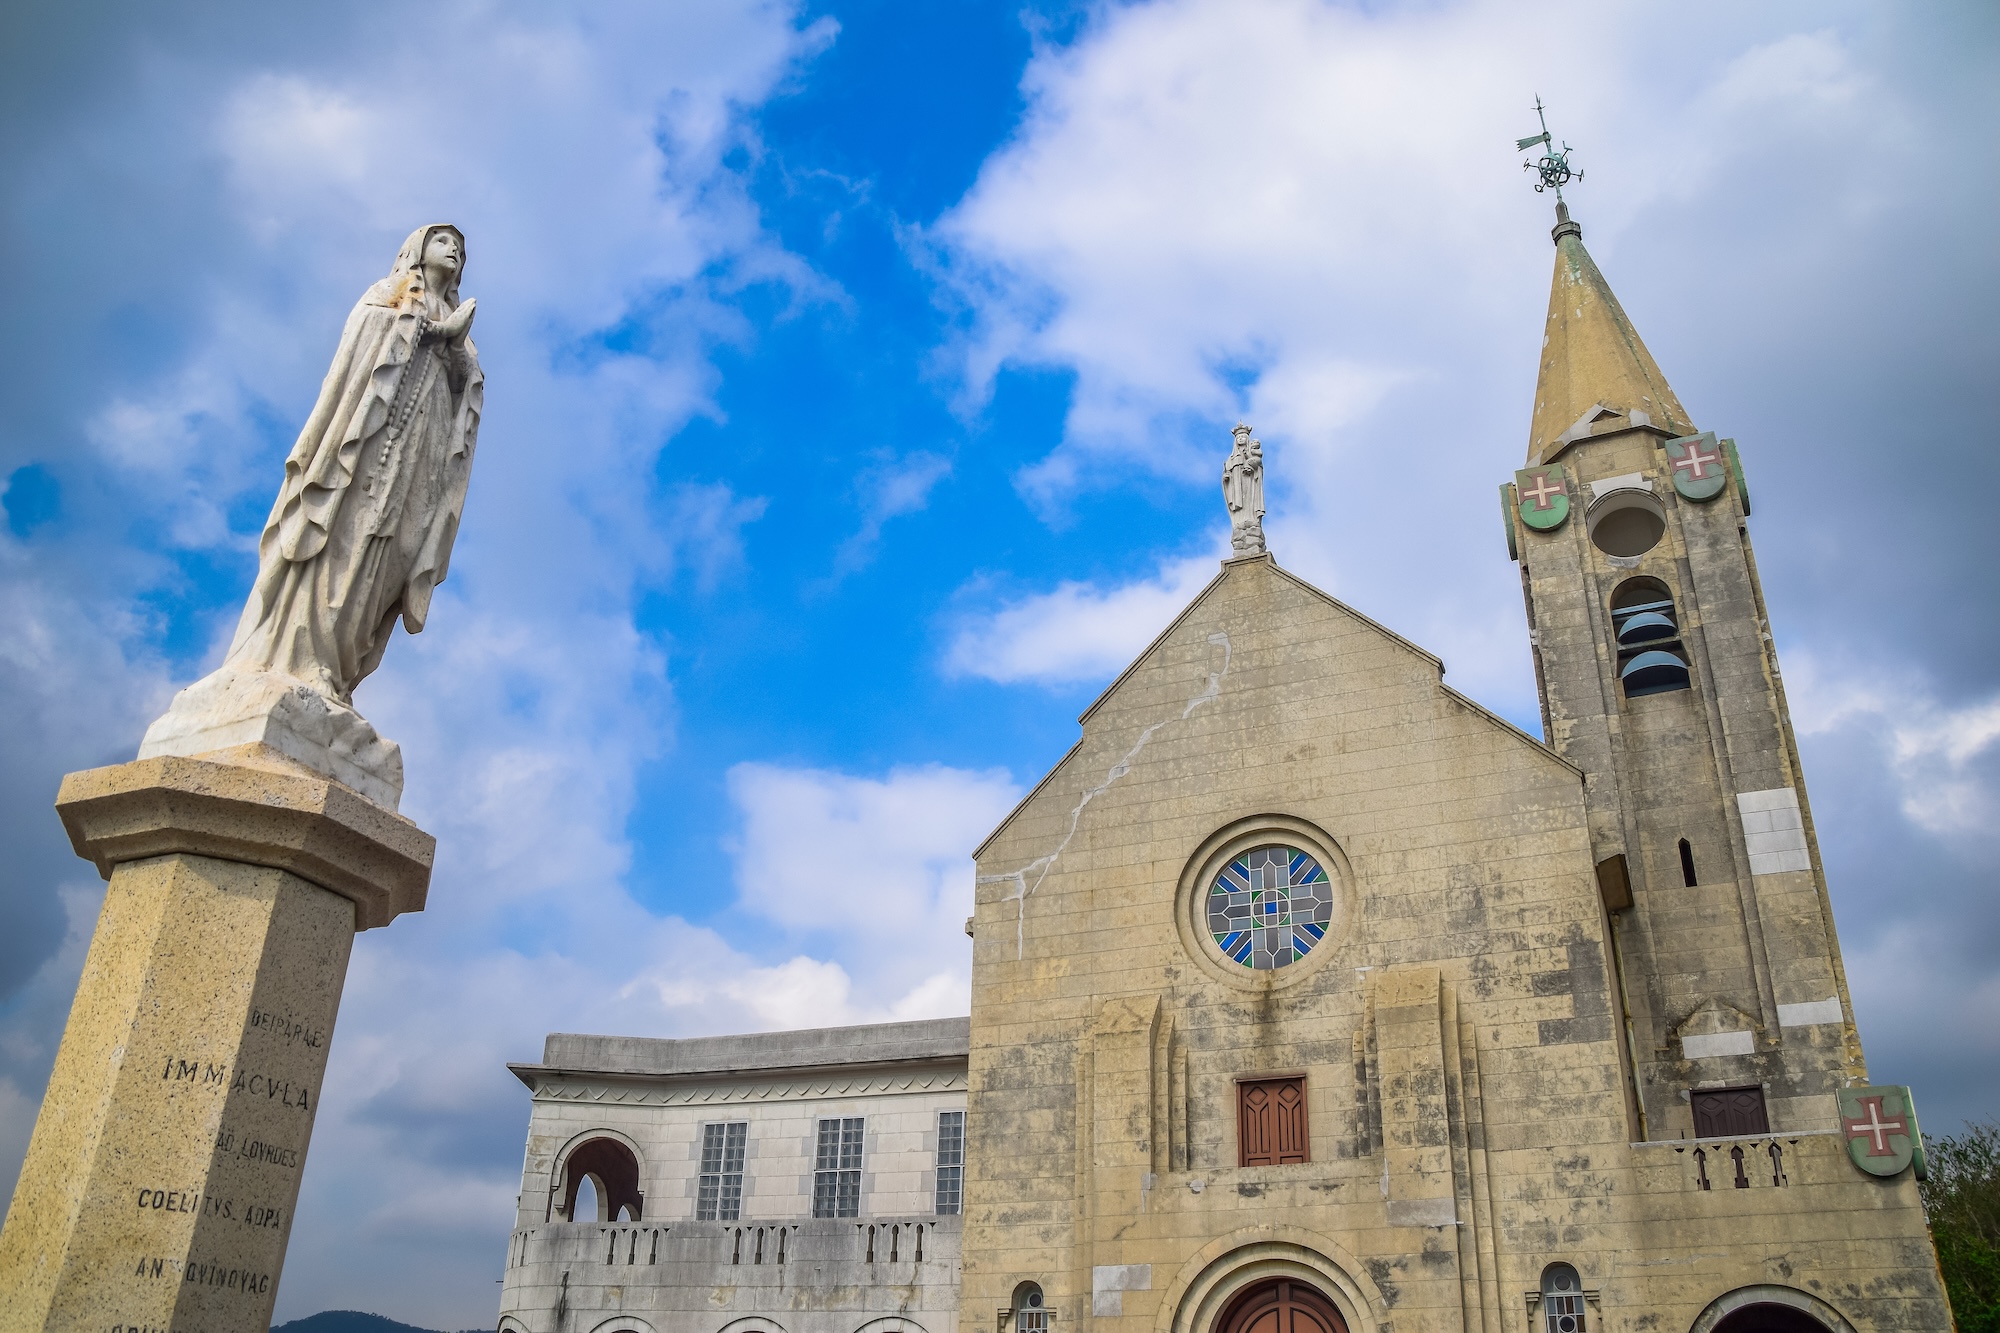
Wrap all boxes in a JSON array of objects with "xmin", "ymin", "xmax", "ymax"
[{"xmin": 271, "ymin": 1313, "xmax": 488, "ymax": 1333}]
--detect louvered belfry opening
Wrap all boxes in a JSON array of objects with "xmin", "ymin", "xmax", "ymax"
[{"xmin": 1610, "ymin": 576, "xmax": 1692, "ymax": 698}]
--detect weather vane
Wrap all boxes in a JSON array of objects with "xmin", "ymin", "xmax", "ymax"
[{"xmin": 1516, "ymin": 96, "xmax": 1583, "ymax": 199}]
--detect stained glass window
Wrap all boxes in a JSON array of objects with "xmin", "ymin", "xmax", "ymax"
[
  {"xmin": 1206, "ymin": 845, "xmax": 1334, "ymax": 969},
  {"xmin": 1540, "ymin": 1264, "xmax": 1586, "ymax": 1333},
  {"xmin": 1015, "ymin": 1284, "xmax": 1047, "ymax": 1333}
]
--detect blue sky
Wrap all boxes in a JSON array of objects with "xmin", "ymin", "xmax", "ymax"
[{"xmin": 2, "ymin": 0, "xmax": 1997, "ymax": 1324}]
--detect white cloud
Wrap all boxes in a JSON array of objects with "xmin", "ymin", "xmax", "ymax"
[
  {"xmin": 82, "ymin": 368, "xmax": 269, "ymax": 552},
  {"xmin": 624, "ymin": 953, "xmax": 966, "ymax": 1034},
  {"xmin": 219, "ymin": 75, "xmax": 379, "ymax": 212},
  {"xmin": 920, "ymin": 0, "xmax": 1927, "ymax": 725},
  {"xmin": 931, "ymin": 0, "xmax": 1588, "ymax": 485},
  {"xmin": 833, "ymin": 452, "xmax": 953, "ymax": 575},
  {"xmin": 1786, "ymin": 652, "xmax": 2000, "ymax": 837},
  {"xmin": 945, "ymin": 549, "xmax": 1222, "ymax": 686},
  {"xmin": 0, "ymin": 538, "xmax": 178, "ymax": 1003},
  {"xmin": 1709, "ymin": 30, "xmax": 1872, "ymax": 117},
  {"xmin": 590, "ymin": 758, "xmax": 1022, "ymax": 1056},
  {"xmin": 0, "ymin": 884, "xmax": 107, "ymax": 1168},
  {"xmin": 929, "ymin": 2, "xmax": 1907, "ymax": 470},
  {"xmin": 665, "ymin": 482, "xmax": 772, "ymax": 592},
  {"xmin": 724, "ymin": 761, "xmax": 1021, "ymax": 999}
]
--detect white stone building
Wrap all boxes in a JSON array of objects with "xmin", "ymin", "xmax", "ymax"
[{"xmin": 497, "ymin": 1019, "xmax": 968, "ymax": 1333}]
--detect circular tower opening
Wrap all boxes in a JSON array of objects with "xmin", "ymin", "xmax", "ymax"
[{"xmin": 1587, "ymin": 490, "xmax": 1667, "ymax": 557}]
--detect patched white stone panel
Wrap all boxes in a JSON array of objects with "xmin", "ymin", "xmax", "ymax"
[
  {"xmin": 1091, "ymin": 1266, "xmax": 1150, "ymax": 1317},
  {"xmin": 1778, "ymin": 998, "xmax": 1845, "ymax": 1028},
  {"xmin": 1589, "ymin": 471, "xmax": 1651, "ymax": 500},
  {"xmin": 1385, "ymin": 1197, "xmax": 1457, "ymax": 1227},
  {"xmin": 1737, "ymin": 787, "xmax": 1812, "ymax": 874},
  {"xmin": 1682, "ymin": 1030, "xmax": 1756, "ymax": 1059},
  {"xmin": 1094, "ymin": 1264, "xmax": 1152, "ymax": 1294}
]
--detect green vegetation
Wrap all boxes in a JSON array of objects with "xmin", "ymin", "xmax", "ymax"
[{"xmin": 1923, "ymin": 1119, "xmax": 2000, "ymax": 1333}]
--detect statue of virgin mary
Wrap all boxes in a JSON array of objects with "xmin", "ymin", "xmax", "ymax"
[
  {"xmin": 1222, "ymin": 422, "xmax": 1266, "ymax": 556},
  {"xmin": 140, "ymin": 224, "xmax": 484, "ymax": 809}
]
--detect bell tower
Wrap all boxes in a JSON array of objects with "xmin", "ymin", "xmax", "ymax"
[{"xmin": 1503, "ymin": 201, "xmax": 1864, "ymax": 1140}]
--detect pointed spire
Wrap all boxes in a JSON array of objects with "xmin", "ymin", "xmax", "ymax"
[{"xmin": 1527, "ymin": 202, "xmax": 1692, "ymax": 464}]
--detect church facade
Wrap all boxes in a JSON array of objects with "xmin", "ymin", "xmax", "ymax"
[{"xmin": 496, "ymin": 208, "xmax": 1950, "ymax": 1333}]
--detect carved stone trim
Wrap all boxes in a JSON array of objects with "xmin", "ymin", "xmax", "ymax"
[{"xmin": 56, "ymin": 747, "xmax": 434, "ymax": 930}]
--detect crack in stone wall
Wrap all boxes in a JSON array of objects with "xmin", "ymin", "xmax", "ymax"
[{"xmin": 980, "ymin": 631, "xmax": 1232, "ymax": 958}]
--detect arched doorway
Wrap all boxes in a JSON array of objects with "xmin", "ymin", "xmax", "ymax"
[
  {"xmin": 1217, "ymin": 1278, "xmax": 1347, "ymax": 1333},
  {"xmin": 1709, "ymin": 1308, "xmax": 1831, "ymax": 1333},
  {"xmin": 1688, "ymin": 1285, "xmax": 1852, "ymax": 1333}
]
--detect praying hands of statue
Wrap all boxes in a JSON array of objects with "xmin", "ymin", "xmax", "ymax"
[{"xmin": 427, "ymin": 297, "xmax": 477, "ymax": 346}]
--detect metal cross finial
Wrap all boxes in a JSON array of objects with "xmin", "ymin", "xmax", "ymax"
[{"xmin": 1516, "ymin": 96, "xmax": 1583, "ymax": 199}]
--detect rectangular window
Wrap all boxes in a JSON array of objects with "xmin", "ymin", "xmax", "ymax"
[
  {"xmin": 696, "ymin": 1121, "xmax": 748, "ymax": 1221},
  {"xmin": 1691, "ymin": 1086, "xmax": 1769, "ymax": 1138},
  {"xmin": 1237, "ymin": 1076, "xmax": 1309, "ymax": 1167},
  {"xmin": 934, "ymin": 1110, "xmax": 965, "ymax": 1215},
  {"xmin": 812, "ymin": 1116, "xmax": 864, "ymax": 1218}
]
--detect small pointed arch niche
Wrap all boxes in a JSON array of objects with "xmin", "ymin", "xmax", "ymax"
[{"xmin": 1610, "ymin": 576, "xmax": 1691, "ymax": 698}]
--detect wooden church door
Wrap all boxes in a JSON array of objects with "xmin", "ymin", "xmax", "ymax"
[{"xmin": 1219, "ymin": 1279, "xmax": 1347, "ymax": 1333}]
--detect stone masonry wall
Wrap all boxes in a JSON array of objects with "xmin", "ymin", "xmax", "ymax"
[
  {"xmin": 960, "ymin": 555, "xmax": 1947, "ymax": 1333},
  {"xmin": 1515, "ymin": 421, "xmax": 1861, "ymax": 1139}
]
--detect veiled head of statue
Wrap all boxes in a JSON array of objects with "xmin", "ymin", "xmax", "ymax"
[{"xmin": 383, "ymin": 224, "xmax": 466, "ymax": 309}]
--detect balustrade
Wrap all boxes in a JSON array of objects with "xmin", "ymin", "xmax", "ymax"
[{"xmin": 505, "ymin": 1214, "xmax": 955, "ymax": 1275}]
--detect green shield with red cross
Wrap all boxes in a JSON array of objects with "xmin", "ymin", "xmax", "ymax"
[
  {"xmin": 1664, "ymin": 431, "xmax": 1729, "ymax": 501},
  {"xmin": 1837, "ymin": 1085, "xmax": 1921, "ymax": 1178},
  {"xmin": 1514, "ymin": 464, "xmax": 1570, "ymax": 530}
]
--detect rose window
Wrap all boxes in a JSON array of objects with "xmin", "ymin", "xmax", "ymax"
[{"xmin": 1206, "ymin": 845, "xmax": 1334, "ymax": 970}]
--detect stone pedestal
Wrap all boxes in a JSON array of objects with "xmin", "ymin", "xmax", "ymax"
[{"xmin": 0, "ymin": 746, "xmax": 432, "ymax": 1332}]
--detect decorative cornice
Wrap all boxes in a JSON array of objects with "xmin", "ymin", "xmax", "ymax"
[{"xmin": 528, "ymin": 1069, "xmax": 968, "ymax": 1106}]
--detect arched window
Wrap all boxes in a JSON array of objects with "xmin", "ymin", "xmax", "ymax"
[
  {"xmin": 1679, "ymin": 838, "xmax": 1698, "ymax": 887},
  {"xmin": 1611, "ymin": 577, "xmax": 1691, "ymax": 698},
  {"xmin": 556, "ymin": 1137, "xmax": 644, "ymax": 1223},
  {"xmin": 1540, "ymin": 1264, "xmax": 1587, "ymax": 1333},
  {"xmin": 1012, "ymin": 1282, "xmax": 1047, "ymax": 1333}
]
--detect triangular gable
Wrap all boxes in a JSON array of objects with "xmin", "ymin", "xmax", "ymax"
[{"xmin": 973, "ymin": 554, "xmax": 1576, "ymax": 859}]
